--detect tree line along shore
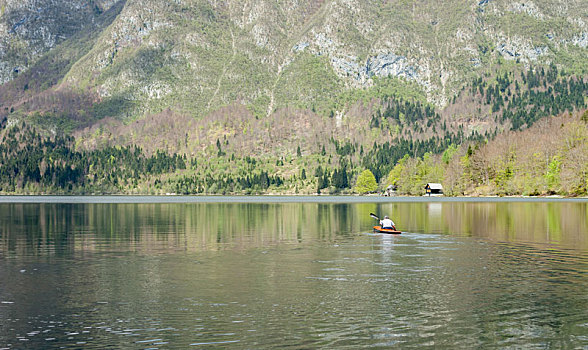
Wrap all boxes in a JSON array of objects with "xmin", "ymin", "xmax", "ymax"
[{"xmin": 0, "ymin": 108, "xmax": 586, "ymax": 197}]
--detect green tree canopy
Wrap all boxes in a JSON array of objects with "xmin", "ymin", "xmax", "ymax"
[
  {"xmin": 355, "ymin": 169, "xmax": 378, "ymax": 194},
  {"xmin": 387, "ymin": 154, "xmax": 409, "ymax": 187}
]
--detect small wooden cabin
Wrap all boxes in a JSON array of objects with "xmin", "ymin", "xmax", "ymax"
[{"xmin": 425, "ymin": 183, "xmax": 443, "ymax": 196}]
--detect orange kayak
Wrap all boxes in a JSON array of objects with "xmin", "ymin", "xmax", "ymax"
[{"xmin": 373, "ymin": 226, "xmax": 402, "ymax": 234}]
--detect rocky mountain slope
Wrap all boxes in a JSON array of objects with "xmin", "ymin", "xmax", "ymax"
[
  {"xmin": 0, "ymin": 0, "xmax": 586, "ymax": 154},
  {"xmin": 0, "ymin": 0, "xmax": 119, "ymax": 83},
  {"xmin": 65, "ymin": 0, "xmax": 588, "ymax": 112}
]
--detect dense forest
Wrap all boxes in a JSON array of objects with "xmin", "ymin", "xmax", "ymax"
[
  {"xmin": 471, "ymin": 64, "xmax": 586, "ymax": 130},
  {"xmin": 395, "ymin": 109, "xmax": 588, "ymax": 196},
  {"xmin": 0, "ymin": 65, "xmax": 586, "ymax": 196},
  {"xmin": 1, "ymin": 110, "xmax": 586, "ymax": 197},
  {"xmin": 0, "ymin": 119, "xmax": 185, "ymax": 193}
]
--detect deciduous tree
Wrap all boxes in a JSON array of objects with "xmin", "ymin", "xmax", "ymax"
[{"xmin": 355, "ymin": 169, "xmax": 377, "ymax": 194}]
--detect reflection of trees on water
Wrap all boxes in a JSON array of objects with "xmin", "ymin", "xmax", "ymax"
[
  {"xmin": 1, "ymin": 201, "xmax": 586, "ymax": 256},
  {"xmin": 0, "ymin": 203, "xmax": 374, "ymax": 255},
  {"xmin": 395, "ymin": 202, "xmax": 587, "ymax": 249},
  {"xmin": 0, "ymin": 203, "xmax": 79, "ymax": 256}
]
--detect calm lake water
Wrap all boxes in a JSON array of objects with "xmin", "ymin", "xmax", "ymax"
[{"xmin": 1, "ymin": 197, "xmax": 587, "ymax": 349}]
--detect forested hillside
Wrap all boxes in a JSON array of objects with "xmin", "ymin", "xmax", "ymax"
[
  {"xmin": 390, "ymin": 109, "xmax": 588, "ymax": 196},
  {"xmin": 1, "ymin": 108, "xmax": 586, "ymax": 196}
]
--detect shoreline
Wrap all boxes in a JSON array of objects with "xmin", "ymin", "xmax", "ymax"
[{"xmin": 0, "ymin": 194, "xmax": 586, "ymax": 204}]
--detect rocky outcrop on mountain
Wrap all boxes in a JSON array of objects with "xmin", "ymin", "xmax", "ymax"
[
  {"xmin": 0, "ymin": 0, "xmax": 118, "ymax": 83},
  {"xmin": 0, "ymin": 0, "xmax": 586, "ymax": 122}
]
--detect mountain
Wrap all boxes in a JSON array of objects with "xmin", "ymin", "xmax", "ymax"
[
  {"xmin": 0, "ymin": 0, "xmax": 586, "ymax": 195},
  {"xmin": 2, "ymin": 1, "xmax": 587, "ymax": 116}
]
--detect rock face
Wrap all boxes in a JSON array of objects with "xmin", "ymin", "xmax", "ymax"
[
  {"xmin": 0, "ymin": 0, "xmax": 118, "ymax": 83},
  {"xmin": 1, "ymin": 0, "xmax": 587, "ymax": 118},
  {"xmin": 365, "ymin": 54, "xmax": 418, "ymax": 81}
]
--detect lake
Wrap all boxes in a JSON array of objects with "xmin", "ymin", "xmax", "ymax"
[{"xmin": 1, "ymin": 197, "xmax": 587, "ymax": 348}]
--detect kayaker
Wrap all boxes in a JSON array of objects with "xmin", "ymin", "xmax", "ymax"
[{"xmin": 380, "ymin": 216, "xmax": 396, "ymax": 230}]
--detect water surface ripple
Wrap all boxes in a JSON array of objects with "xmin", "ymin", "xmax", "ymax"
[{"xmin": 0, "ymin": 201, "xmax": 587, "ymax": 348}]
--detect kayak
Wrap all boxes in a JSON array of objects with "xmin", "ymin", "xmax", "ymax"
[{"xmin": 373, "ymin": 226, "xmax": 402, "ymax": 234}]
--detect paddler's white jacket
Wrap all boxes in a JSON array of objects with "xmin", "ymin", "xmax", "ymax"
[{"xmin": 380, "ymin": 218, "xmax": 395, "ymax": 229}]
